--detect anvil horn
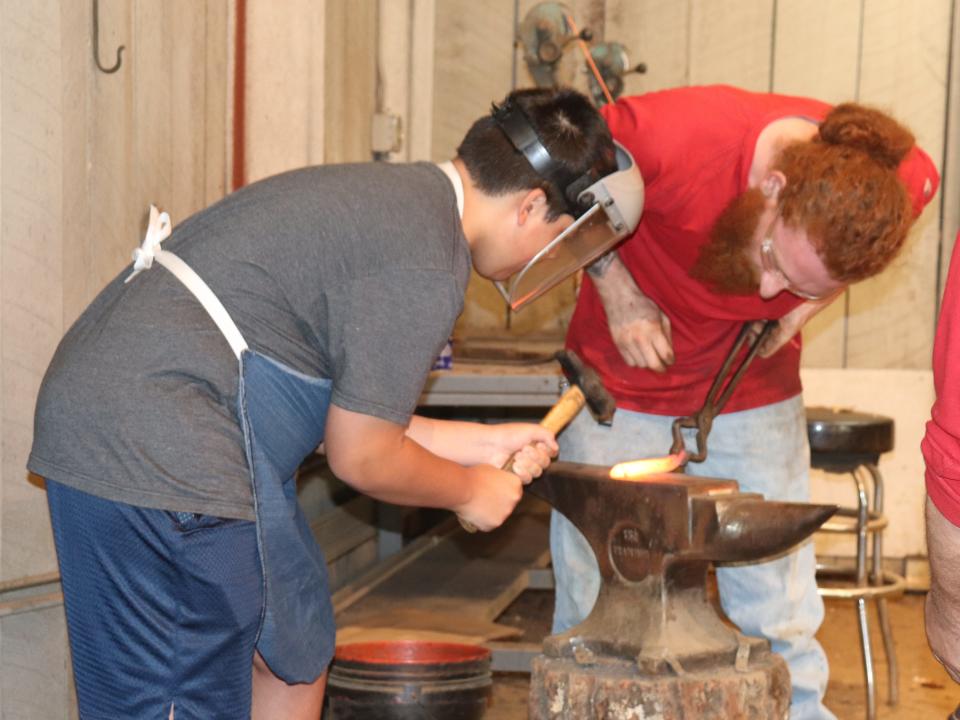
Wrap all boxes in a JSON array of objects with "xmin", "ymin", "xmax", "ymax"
[{"xmin": 697, "ymin": 496, "xmax": 837, "ymax": 563}]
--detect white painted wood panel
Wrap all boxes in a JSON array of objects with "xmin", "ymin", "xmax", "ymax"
[
  {"xmin": 135, "ymin": 0, "xmax": 174, "ymax": 223},
  {"xmin": 605, "ymin": 0, "xmax": 691, "ymax": 94},
  {"xmin": 688, "ymin": 0, "xmax": 774, "ymax": 90},
  {"xmin": 87, "ymin": 0, "xmax": 136, "ymax": 305},
  {"xmin": 246, "ymin": 0, "xmax": 319, "ymax": 183},
  {"xmin": 846, "ymin": 0, "xmax": 951, "ymax": 369},
  {"xmin": 61, "ymin": 0, "xmax": 92, "ymax": 324},
  {"xmin": 324, "ymin": 0, "xmax": 378, "ymax": 165},
  {"xmin": 772, "ymin": 1, "xmax": 863, "ymax": 368},
  {"xmin": 1, "ymin": 0, "xmax": 69, "ymax": 716},
  {"xmin": 432, "ymin": 0, "xmax": 514, "ymax": 163},
  {"xmin": 1, "ymin": 607, "xmax": 70, "ymax": 720},
  {"xmin": 409, "ymin": 0, "xmax": 437, "ymax": 162},
  {"xmin": 772, "ymin": 0, "xmax": 862, "ymax": 104},
  {"xmin": 1, "ymin": 0, "xmax": 63, "ymax": 582},
  {"xmin": 205, "ymin": 2, "xmax": 230, "ymax": 205},
  {"xmin": 377, "ymin": 0, "xmax": 412, "ymax": 162},
  {"xmin": 171, "ymin": 0, "xmax": 207, "ymax": 221}
]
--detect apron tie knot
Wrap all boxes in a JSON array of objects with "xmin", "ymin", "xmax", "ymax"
[{"xmin": 125, "ymin": 205, "xmax": 172, "ymax": 283}]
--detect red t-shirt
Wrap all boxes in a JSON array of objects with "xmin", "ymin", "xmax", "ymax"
[
  {"xmin": 567, "ymin": 86, "xmax": 829, "ymax": 416},
  {"xmin": 923, "ymin": 234, "xmax": 960, "ymax": 526}
]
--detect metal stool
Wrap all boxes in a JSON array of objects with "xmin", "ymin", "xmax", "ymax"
[{"xmin": 806, "ymin": 406, "xmax": 906, "ymax": 720}]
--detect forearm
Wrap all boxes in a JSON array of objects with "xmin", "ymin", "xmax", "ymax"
[
  {"xmin": 324, "ymin": 405, "xmax": 544, "ymax": 531},
  {"xmin": 329, "ymin": 420, "xmax": 477, "ymax": 510},
  {"xmin": 757, "ymin": 289, "xmax": 846, "ymax": 357},
  {"xmin": 798, "ymin": 289, "xmax": 844, "ymax": 323},
  {"xmin": 406, "ymin": 415, "xmax": 499, "ymax": 466},
  {"xmin": 587, "ymin": 251, "xmax": 675, "ymax": 370},
  {"xmin": 590, "ymin": 252, "xmax": 646, "ymax": 306}
]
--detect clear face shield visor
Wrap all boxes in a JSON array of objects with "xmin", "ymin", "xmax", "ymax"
[{"xmin": 495, "ymin": 141, "xmax": 644, "ymax": 312}]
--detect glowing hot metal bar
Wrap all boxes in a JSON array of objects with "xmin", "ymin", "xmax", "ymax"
[{"xmin": 608, "ymin": 451, "xmax": 686, "ymax": 479}]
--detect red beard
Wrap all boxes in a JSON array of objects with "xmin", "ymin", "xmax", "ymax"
[{"xmin": 691, "ymin": 187, "xmax": 765, "ymax": 295}]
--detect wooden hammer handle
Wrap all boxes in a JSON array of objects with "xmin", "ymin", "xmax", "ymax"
[
  {"xmin": 459, "ymin": 385, "xmax": 587, "ymax": 532},
  {"xmin": 538, "ymin": 384, "xmax": 587, "ymax": 435}
]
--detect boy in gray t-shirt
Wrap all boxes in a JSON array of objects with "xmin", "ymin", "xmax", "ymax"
[{"xmin": 30, "ymin": 87, "xmax": 626, "ymax": 717}]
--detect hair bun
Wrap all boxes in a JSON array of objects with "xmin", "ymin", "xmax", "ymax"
[{"xmin": 818, "ymin": 103, "xmax": 914, "ymax": 170}]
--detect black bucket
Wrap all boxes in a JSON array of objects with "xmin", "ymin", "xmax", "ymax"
[{"xmin": 326, "ymin": 641, "xmax": 492, "ymax": 719}]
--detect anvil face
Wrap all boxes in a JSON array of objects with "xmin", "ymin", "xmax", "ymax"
[{"xmin": 532, "ymin": 462, "xmax": 835, "ymax": 672}]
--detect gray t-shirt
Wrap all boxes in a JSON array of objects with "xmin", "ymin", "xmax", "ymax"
[{"xmin": 29, "ymin": 162, "xmax": 471, "ymax": 520}]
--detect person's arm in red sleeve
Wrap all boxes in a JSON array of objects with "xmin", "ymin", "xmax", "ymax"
[{"xmin": 924, "ymin": 232, "xmax": 960, "ymax": 683}]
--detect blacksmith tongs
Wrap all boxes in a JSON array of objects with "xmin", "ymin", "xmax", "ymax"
[{"xmin": 670, "ymin": 320, "xmax": 777, "ymax": 464}]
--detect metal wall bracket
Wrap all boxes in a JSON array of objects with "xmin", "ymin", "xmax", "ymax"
[{"xmin": 93, "ymin": 0, "xmax": 125, "ymax": 74}]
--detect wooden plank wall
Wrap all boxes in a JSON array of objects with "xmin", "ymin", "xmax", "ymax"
[
  {"xmin": 1, "ymin": 1, "xmax": 70, "ymax": 714},
  {"xmin": 244, "ymin": 0, "xmax": 378, "ymax": 181},
  {"xmin": 324, "ymin": 0, "xmax": 378, "ymax": 165},
  {"xmin": 432, "ymin": 0, "xmax": 956, "ymax": 370},
  {"xmin": 246, "ymin": 0, "xmax": 326, "ymax": 182},
  {"xmin": 0, "ymin": 1, "xmax": 229, "ymax": 715}
]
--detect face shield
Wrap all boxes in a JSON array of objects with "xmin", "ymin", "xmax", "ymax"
[{"xmin": 495, "ymin": 140, "xmax": 644, "ymax": 311}]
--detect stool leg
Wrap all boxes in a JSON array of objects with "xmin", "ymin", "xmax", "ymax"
[
  {"xmin": 854, "ymin": 467, "xmax": 877, "ymax": 720},
  {"xmin": 857, "ymin": 596, "xmax": 877, "ymax": 720},
  {"xmin": 866, "ymin": 462, "xmax": 899, "ymax": 706}
]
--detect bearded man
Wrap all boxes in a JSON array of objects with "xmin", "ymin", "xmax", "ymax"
[{"xmin": 550, "ymin": 85, "xmax": 938, "ymax": 720}]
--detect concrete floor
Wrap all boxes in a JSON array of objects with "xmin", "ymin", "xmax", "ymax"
[{"xmin": 488, "ymin": 593, "xmax": 960, "ymax": 719}]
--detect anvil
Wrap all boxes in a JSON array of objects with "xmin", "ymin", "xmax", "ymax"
[{"xmin": 530, "ymin": 461, "xmax": 836, "ymax": 674}]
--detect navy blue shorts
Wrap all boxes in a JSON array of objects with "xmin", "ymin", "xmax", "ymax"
[{"xmin": 47, "ymin": 480, "xmax": 263, "ymax": 719}]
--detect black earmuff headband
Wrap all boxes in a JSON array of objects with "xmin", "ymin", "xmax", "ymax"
[{"xmin": 491, "ymin": 99, "xmax": 599, "ymax": 217}]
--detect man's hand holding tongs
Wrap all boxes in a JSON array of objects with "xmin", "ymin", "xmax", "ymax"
[
  {"xmin": 748, "ymin": 291, "xmax": 844, "ymax": 358},
  {"xmin": 670, "ymin": 320, "xmax": 777, "ymax": 464}
]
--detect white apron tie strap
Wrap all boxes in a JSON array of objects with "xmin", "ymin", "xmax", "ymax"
[{"xmin": 126, "ymin": 205, "xmax": 249, "ymax": 359}]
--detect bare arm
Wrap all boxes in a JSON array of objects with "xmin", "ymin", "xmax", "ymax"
[
  {"xmin": 590, "ymin": 253, "xmax": 674, "ymax": 372},
  {"xmin": 926, "ymin": 496, "xmax": 960, "ymax": 683},
  {"xmin": 405, "ymin": 415, "xmax": 557, "ymax": 480},
  {"xmin": 753, "ymin": 289, "xmax": 845, "ymax": 357},
  {"xmin": 324, "ymin": 405, "xmax": 549, "ymax": 531}
]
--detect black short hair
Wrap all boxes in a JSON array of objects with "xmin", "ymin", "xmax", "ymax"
[{"xmin": 456, "ymin": 87, "xmax": 616, "ymax": 221}]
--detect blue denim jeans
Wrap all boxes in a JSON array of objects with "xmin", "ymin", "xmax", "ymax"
[{"xmin": 550, "ymin": 395, "xmax": 835, "ymax": 720}]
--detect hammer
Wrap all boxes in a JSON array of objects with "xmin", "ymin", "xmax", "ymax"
[{"xmin": 459, "ymin": 349, "xmax": 615, "ymax": 532}]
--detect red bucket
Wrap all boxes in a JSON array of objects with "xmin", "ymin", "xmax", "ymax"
[{"xmin": 326, "ymin": 641, "xmax": 492, "ymax": 719}]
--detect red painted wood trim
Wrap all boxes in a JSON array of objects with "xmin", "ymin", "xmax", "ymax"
[{"xmin": 232, "ymin": 0, "xmax": 247, "ymax": 190}]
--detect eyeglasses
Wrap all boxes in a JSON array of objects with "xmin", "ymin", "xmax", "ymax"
[{"xmin": 760, "ymin": 234, "xmax": 828, "ymax": 301}]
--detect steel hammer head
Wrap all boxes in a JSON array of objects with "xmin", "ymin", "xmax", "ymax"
[{"xmin": 555, "ymin": 349, "xmax": 616, "ymax": 425}]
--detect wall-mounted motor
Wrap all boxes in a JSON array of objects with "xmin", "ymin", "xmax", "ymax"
[
  {"xmin": 517, "ymin": 2, "xmax": 646, "ymax": 105},
  {"xmin": 587, "ymin": 42, "xmax": 647, "ymax": 106},
  {"xmin": 517, "ymin": 2, "xmax": 583, "ymax": 87}
]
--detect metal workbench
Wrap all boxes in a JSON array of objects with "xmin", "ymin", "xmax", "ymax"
[{"xmin": 419, "ymin": 359, "xmax": 564, "ymax": 407}]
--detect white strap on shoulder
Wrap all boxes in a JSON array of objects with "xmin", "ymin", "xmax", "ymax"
[
  {"xmin": 126, "ymin": 205, "xmax": 248, "ymax": 359},
  {"xmin": 153, "ymin": 252, "xmax": 248, "ymax": 358}
]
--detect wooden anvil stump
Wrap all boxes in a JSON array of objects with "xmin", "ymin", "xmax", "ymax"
[
  {"xmin": 525, "ymin": 462, "xmax": 834, "ymax": 720},
  {"xmin": 529, "ymin": 649, "xmax": 790, "ymax": 719}
]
